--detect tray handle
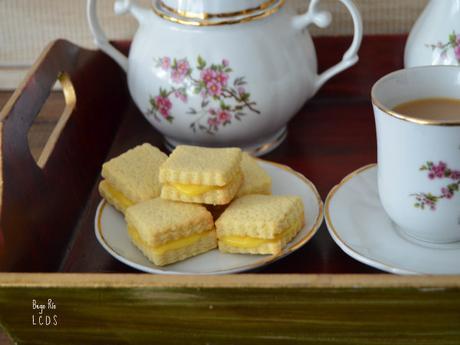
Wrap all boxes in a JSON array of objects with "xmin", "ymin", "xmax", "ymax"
[
  {"xmin": 0, "ymin": 45, "xmax": 77, "ymax": 152},
  {"xmin": 35, "ymin": 73, "xmax": 76, "ymax": 168},
  {"xmin": 0, "ymin": 40, "xmax": 128, "ymax": 271}
]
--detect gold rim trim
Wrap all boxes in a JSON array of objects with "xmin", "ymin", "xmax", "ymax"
[
  {"xmin": 255, "ymin": 158, "xmax": 324, "ymax": 256},
  {"xmin": 152, "ymin": 0, "xmax": 285, "ymax": 26},
  {"xmin": 158, "ymin": 0, "xmax": 278, "ymax": 20},
  {"xmin": 2, "ymin": 273, "xmax": 460, "ymax": 287},
  {"xmin": 371, "ymin": 66, "xmax": 460, "ymax": 127},
  {"xmin": 324, "ymin": 163, "xmax": 418, "ymax": 274},
  {"xmin": 96, "ymin": 159, "xmax": 323, "ymax": 274},
  {"xmin": 36, "ymin": 72, "xmax": 77, "ymax": 168}
]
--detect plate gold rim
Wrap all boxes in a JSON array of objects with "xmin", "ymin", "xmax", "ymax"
[{"xmin": 95, "ymin": 159, "xmax": 324, "ymax": 274}]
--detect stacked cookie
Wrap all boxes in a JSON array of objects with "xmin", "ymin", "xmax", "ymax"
[{"xmin": 99, "ymin": 143, "xmax": 304, "ymax": 266}]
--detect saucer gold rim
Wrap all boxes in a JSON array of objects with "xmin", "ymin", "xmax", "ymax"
[{"xmin": 324, "ymin": 163, "xmax": 419, "ymax": 275}]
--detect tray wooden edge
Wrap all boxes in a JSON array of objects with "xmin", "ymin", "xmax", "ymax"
[
  {"xmin": 0, "ymin": 273, "xmax": 459, "ymax": 288},
  {"xmin": 1, "ymin": 274, "xmax": 459, "ymax": 345}
]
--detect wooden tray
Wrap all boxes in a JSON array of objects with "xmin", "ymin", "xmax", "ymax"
[{"xmin": 0, "ymin": 37, "xmax": 459, "ymax": 344}]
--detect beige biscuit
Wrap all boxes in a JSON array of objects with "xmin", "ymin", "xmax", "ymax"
[
  {"xmin": 128, "ymin": 226, "xmax": 217, "ymax": 266},
  {"xmin": 159, "ymin": 145, "xmax": 242, "ymax": 186},
  {"xmin": 216, "ymin": 194, "xmax": 304, "ymax": 239},
  {"xmin": 125, "ymin": 198, "xmax": 214, "ymax": 247},
  {"xmin": 236, "ymin": 153, "xmax": 272, "ymax": 197},
  {"xmin": 99, "ymin": 180, "xmax": 134, "ymax": 214},
  {"xmin": 161, "ymin": 171, "xmax": 243, "ymax": 205},
  {"xmin": 101, "ymin": 143, "xmax": 167, "ymax": 203}
]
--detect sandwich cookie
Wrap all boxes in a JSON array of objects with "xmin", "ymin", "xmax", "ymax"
[
  {"xmin": 99, "ymin": 143, "xmax": 167, "ymax": 213},
  {"xmin": 236, "ymin": 153, "xmax": 272, "ymax": 197},
  {"xmin": 125, "ymin": 198, "xmax": 216, "ymax": 266},
  {"xmin": 216, "ymin": 194, "xmax": 304, "ymax": 255},
  {"xmin": 159, "ymin": 145, "xmax": 243, "ymax": 205}
]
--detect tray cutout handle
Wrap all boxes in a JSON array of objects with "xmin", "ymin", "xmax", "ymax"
[
  {"xmin": 27, "ymin": 73, "xmax": 76, "ymax": 169},
  {"xmin": 0, "ymin": 39, "xmax": 129, "ymax": 272}
]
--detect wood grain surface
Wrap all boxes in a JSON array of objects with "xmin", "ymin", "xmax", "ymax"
[
  {"xmin": 0, "ymin": 282, "xmax": 459, "ymax": 344},
  {"xmin": 0, "ymin": 92, "xmax": 63, "ymax": 162},
  {"xmin": 0, "ymin": 274, "xmax": 459, "ymax": 344}
]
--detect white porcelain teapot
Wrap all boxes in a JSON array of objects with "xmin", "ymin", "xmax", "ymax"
[
  {"xmin": 87, "ymin": 0, "xmax": 362, "ymax": 154},
  {"xmin": 405, "ymin": 0, "xmax": 460, "ymax": 67}
]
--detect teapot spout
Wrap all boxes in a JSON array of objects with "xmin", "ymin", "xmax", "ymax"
[{"xmin": 114, "ymin": 0, "xmax": 150, "ymax": 24}]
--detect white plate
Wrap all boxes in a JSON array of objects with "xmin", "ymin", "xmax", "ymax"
[
  {"xmin": 325, "ymin": 164, "xmax": 460, "ymax": 275},
  {"xmin": 95, "ymin": 160, "xmax": 323, "ymax": 275}
]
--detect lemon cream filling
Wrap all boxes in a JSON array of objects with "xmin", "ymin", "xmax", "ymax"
[
  {"xmin": 169, "ymin": 174, "xmax": 239, "ymax": 196},
  {"xmin": 219, "ymin": 220, "xmax": 301, "ymax": 249},
  {"xmin": 171, "ymin": 183, "xmax": 222, "ymax": 196},
  {"xmin": 128, "ymin": 226, "xmax": 214, "ymax": 255},
  {"xmin": 101, "ymin": 180, "xmax": 134, "ymax": 210}
]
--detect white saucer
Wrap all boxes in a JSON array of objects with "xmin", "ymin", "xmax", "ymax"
[
  {"xmin": 325, "ymin": 164, "xmax": 460, "ymax": 275},
  {"xmin": 95, "ymin": 159, "xmax": 323, "ymax": 275}
]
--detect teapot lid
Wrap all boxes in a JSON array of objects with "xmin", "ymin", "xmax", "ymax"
[{"xmin": 152, "ymin": 0, "xmax": 285, "ymax": 26}]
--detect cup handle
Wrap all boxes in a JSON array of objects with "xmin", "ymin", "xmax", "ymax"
[
  {"xmin": 292, "ymin": 0, "xmax": 363, "ymax": 93},
  {"xmin": 86, "ymin": 0, "xmax": 133, "ymax": 72}
]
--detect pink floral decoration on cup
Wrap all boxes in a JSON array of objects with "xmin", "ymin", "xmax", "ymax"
[{"xmin": 411, "ymin": 161, "xmax": 460, "ymax": 211}]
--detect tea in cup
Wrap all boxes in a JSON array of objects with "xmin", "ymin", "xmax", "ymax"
[{"xmin": 372, "ymin": 66, "xmax": 460, "ymax": 244}]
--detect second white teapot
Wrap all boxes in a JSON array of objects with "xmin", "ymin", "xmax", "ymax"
[{"xmin": 405, "ymin": 0, "xmax": 460, "ymax": 67}]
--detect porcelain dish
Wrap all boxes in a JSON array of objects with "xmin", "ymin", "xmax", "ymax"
[
  {"xmin": 95, "ymin": 159, "xmax": 323, "ymax": 274},
  {"xmin": 372, "ymin": 66, "xmax": 460, "ymax": 243},
  {"xmin": 87, "ymin": 0, "xmax": 362, "ymax": 154},
  {"xmin": 325, "ymin": 164, "xmax": 460, "ymax": 275},
  {"xmin": 405, "ymin": 0, "xmax": 460, "ymax": 67}
]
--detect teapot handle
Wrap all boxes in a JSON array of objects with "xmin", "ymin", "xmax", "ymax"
[
  {"xmin": 87, "ymin": 0, "xmax": 149, "ymax": 72},
  {"xmin": 292, "ymin": 0, "xmax": 363, "ymax": 93}
]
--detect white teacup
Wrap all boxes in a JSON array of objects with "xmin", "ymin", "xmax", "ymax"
[{"xmin": 372, "ymin": 66, "xmax": 460, "ymax": 244}]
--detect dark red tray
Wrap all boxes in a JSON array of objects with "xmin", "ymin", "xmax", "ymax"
[
  {"xmin": 0, "ymin": 36, "xmax": 406, "ymax": 273},
  {"xmin": 1, "ymin": 36, "xmax": 459, "ymax": 345}
]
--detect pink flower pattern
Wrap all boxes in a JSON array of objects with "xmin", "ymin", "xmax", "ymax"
[
  {"xmin": 201, "ymin": 69, "xmax": 215, "ymax": 84},
  {"xmin": 147, "ymin": 91, "xmax": 174, "ymax": 122},
  {"xmin": 427, "ymin": 31, "xmax": 460, "ymax": 64},
  {"xmin": 218, "ymin": 110, "xmax": 231, "ymax": 123},
  {"xmin": 174, "ymin": 90, "xmax": 187, "ymax": 103},
  {"xmin": 412, "ymin": 161, "xmax": 460, "ymax": 211},
  {"xmin": 207, "ymin": 117, "xmax": 219, "ymax": 127},
  {"xmin": 455, "ymin": 45, "xmax": 460, "ymax": 61},
  {"xmin": 159, "ymin": 57, "xmax": 170, "ymax": 70},
  {"xmin": 147, "ymin": 55, "xmax": 259, "ymax": 134},
  {"xmin": 155, "ymin": 96, "xmax": 172, "ymax": 118}
]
